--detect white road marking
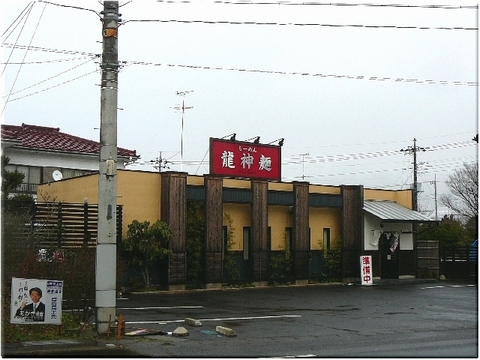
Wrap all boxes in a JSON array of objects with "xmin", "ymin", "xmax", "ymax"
[
  {"xmin": 125, "ymin": 314, "xmax": 301, "ymax": 325},
  {"xmin": 421, "ymin": 284, "xmax": 476, "ymax": 290},
  {"xmin": 117, "ymin": 306, "xmax": 204, "ymax": 310}
]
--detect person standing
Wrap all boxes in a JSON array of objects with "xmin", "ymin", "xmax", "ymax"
[{"xmin": 15, "ymin": 287, "xmax": 45, "ymax": 322}]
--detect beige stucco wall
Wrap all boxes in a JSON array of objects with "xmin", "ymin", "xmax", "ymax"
[
  {"xmin": 309, "ymin": 207, "xmax": 342, "ymax": 250},
  {"xmin": 268, "ymin": 205, "xmax": 293, "ymax": 250},
  {"xmin": 38, "ymin": 170, "xmax": 161, "ymax": 238},
  {"xmin": 223, "ymin": 203, "xmax": 250, "ymax": 251},
  {"xmin": 364, "ymin": 188, "xmax": 413, "ymax": 209}
]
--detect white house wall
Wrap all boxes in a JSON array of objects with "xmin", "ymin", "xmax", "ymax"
[
  {"xmin": 4, "ymin": 147, "xmax": 127, "ymax": 170},
  {"xmin": 364, "ymin": 213, "xmax": 413, "ymax": 251}
]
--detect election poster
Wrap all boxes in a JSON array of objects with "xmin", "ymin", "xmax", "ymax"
[{"xmin": 10, "ymin": 277, "xmax": 63, "ymax": 325}]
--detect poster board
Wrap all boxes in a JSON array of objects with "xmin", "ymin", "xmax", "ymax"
[
  {"xmin": 10, "ymin": 277, "xmax": 63, "ymax": 325},
  {"xmin": 360, "ymin": 256, "xmax": 374, "ymax": 286}
]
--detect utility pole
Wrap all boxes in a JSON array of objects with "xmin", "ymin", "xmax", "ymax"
[
  {"xmin": 173, "ymin": 90, "xmax": 193, "ymax": 172},
  {"xmin": 96, "ymin": 0, "xmax": 120, "ymax": 334},
  {"xmin": 300, "ymin": 153, "xmax": 309, "ymax": 180},
  {"xmin": 150, "ymin": 151, "xmax": 171, "ymax": 172},
  {"xmin": 430, "ymin": 175, "xmax": 438, "ymax": 221},
  {"xmin": 400, "ymin": 138, "xmax": 426, "ymax": 211}
]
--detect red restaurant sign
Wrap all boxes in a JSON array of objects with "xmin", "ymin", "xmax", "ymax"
[{"xmin": 210, "ymin": 137, "xmax": 281, "ymax": 181}]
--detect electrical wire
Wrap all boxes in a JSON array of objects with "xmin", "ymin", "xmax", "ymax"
[
  {"xmin": 122, "ymin": 18, "xmax": 477, "ymax": 31},
  {"xmin": 2, "ymin": 5, "xmax": 34, "ymax": 76},
  {"xmin": 124, "ymin": 59, "xmax": 478, "ymax": 86},
  {"xmin": 1, "ymin": 56, "xmax": 99, "ymax": 99},
  {"xmin": 5, "ymin": 43, "xmax": 474, "ymax": 87},
  {"xmin": 5, "ymin": 69, "xmax": 99, "ymax": 103},
  {"xmin": 3, "ymin": 2, "xmax": 48, "ymax": 115},
  {"xmin": 37, "ymin": 0, "xmax": 101, "ymax": 18},
  {"xmin": 1, "ymin": 1, "xmax": 34, "ymax": 40},
  {"xmin": 0, "ymin": 55, "xmax": 96, "ymax": 65},
  {"xmin": 157, "ymin": 1, "xmax": 478, "ymax": 9},
  {"xmin": 1, "ymin": 43, "xmax": 97, "ymax": 57}
]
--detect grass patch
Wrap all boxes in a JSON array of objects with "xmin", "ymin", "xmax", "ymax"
[{"xmin": 2, "ymin": 312, "xmax": 83, "ymax": 343}]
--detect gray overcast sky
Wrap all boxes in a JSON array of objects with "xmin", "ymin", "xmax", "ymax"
[{"xmin": 2, "ymin": 0, "xmax": 478, "ymax": 217}]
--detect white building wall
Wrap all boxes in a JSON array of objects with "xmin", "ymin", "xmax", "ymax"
[
  {"xmin": 364, "ymin": 213, "xmax": 413, "ymax": 251},
  {"xmin": 4, "ymin": 148, "xmax": 128, "ymax": 170}
]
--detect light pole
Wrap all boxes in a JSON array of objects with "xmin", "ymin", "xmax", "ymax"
[{"xmin": 173, "ymin": 90, "xmax": 193, "ymax": 172}]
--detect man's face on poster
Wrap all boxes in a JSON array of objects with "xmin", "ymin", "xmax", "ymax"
[{"xmin": 30, "ymin": 290, "xmax": 41, "ymax": 304}]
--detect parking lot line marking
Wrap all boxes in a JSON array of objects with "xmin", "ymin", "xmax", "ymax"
[
  {"xmin": 118, "ymin": 306, "xmax": 204, "ymax": 310},
  {"xmin": 125, "ymin": 314, "xmax": 301, "ymax": 325}
]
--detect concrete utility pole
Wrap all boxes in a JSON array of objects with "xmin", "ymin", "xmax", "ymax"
[
  {"xmin": 96, "ymin": 0, "xmax": 120, "ymax": 334},
  {"xmin": 401, "ymin": 138, "xmax": 426, "ymax": 211}
]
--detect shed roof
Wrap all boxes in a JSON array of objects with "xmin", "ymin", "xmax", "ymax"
[
  {"xmin": 1, "ymin": 123, "xmax": 138, "ymax": 159},
  {"xmin": 363, "ymin": 200, "xmax": 433, "ymax": 223}
]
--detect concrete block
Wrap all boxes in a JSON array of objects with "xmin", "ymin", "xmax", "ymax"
[
  {"xmin": 185, "ymin": 318, "xmax": 202, "ymax": 327},
  {"xmin": 172, "ymin": 326, "xmax": 189, "ymax": 337},
  {"xmin": 216, "ymin": 326, "xmax": 237, "ymax": 337}
]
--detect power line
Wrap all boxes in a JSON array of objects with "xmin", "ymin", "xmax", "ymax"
[
  {"xmin": 124, "ymin": 59, "xmax": 478, "ymax": 86},
  {"xmin": 123, "ymin": 18, "xmax": 477, "ymax": 31},
  {"xmin": 1, "ymin": 1, "xmax": 35, "ymax": 40},
  {"xmin": 157, "ymin": 1, "xmax": 478, "ymax": 10},
  {"xmin": 5, "ymin": 69, "xmax": 99, "ymax": 103},
  {"xmin": 3, "ymin": 2, "xmax": 48, "ymax": 115},
  {"xmin": 1, "ymin": 43, "xmax": 97, "ymax": 57},
  {"xmin": 0, "ymin": 55, "xmax": 96, "ymax": 65},
  {"xmin": 5, "ymin": 44, "xmax": 475, "ymax": 87},
  {"xmin": 37, "ymin": 0, "xmax": 101, "ymax": 18},
  {"xmin": 1, "ymin": 56, "xmax": 99, "ymax": 99}
]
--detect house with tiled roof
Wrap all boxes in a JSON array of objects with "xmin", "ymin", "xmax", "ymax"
[{"xmin": 1, "ymin": 123, "xmax": 139, "ymax": 197}]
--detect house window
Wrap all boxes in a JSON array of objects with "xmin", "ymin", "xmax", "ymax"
[
  {"xmin": 243, "ymin": 227, "xmax": 250, "ymax": 261},
  {"xmin": 5, "ymin": 165, "xmax": 42, "ymax": 193},
  {"xmin": 323, "ymin": 228, "xmax": 331, "ymax": 250}
]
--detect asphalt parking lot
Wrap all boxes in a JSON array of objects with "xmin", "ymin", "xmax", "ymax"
[{"xmin": 3, "ymin": 280, "xmax": 478, "ymax": 358}]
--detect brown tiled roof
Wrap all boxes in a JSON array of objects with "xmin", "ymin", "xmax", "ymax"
[{"xmin": 1, "ymin": 123, "xmax": 138, "ymax": 158}]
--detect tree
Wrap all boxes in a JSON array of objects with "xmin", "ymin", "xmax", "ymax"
[
  {"xmin": 441, "ymin": 162, "xmax": 478, "ymax": 222},
  {"xmin": 417, "ymin": 215, "xmax": 470, "ymax": 247},
  {"xmin": 1, "ymin": 155, "xmax": 24, "ymax": 201},
  {"xmin": 123, "ymin": 219, "xmax": 173, "ymax": 288},
  {"xmin": 185, "ymin": 202, "xmax": 205, "ymax": 282}
]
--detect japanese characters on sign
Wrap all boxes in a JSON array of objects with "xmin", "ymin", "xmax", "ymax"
[
  {"xmin": 11, "ymin": 277, "xmax": 63, "ymax": 325},
  {"xmin": 210, "ymin": 138, "xmax": 281, "ymax": 180},
  {"xmin": 360, "ymin": 255, "xmax": 373, "ymax": 285}
]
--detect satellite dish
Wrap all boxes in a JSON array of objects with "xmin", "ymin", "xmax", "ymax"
[{"xmin": 52, "ymin": 170, "xmax": 63, "ymax": 181}]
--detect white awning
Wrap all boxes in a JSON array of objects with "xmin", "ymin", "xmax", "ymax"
[{"xmin": 363, "ymin": 200, "xmax": 433, "ymax": 223}]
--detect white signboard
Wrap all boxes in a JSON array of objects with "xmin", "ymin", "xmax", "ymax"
[
  {"xmin": 360, "ymin": 255, "xmax": 374, "ymax": 285},
  {"xmin": 11, "ymin": 278, "xmax": 63, "ymax": 325}
]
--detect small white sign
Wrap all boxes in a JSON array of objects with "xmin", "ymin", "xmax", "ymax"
[
  {"xmin": 360, "ymin": 255, "xmax": 373, "ymax": 285},
  {"xmin": 11, "ymin": 278, "xmax": 63, "ymax": 325}
]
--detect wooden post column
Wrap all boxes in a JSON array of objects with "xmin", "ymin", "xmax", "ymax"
[
  {"xmin": 161, "ymin": 171, "xmax": 187, "ymax": 290},
  {"xmin": 341, "ymin": 185, "xmax": 364, "ymax": 282},
  {"xmin": 204, "ymin": 176, "xmax": 224, "ymax": 288},
  {"xmin": 251, "ymin": 180, "xmax": 269, "ymax": 285},
  {"xmin": 293, "ymin": 181, "xmax": 310, "ymax": 284}
]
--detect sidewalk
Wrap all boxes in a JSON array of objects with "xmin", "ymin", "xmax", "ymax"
[{"xmin": 2, "ymin": 338, "xmax": 143, "ymax": 357}]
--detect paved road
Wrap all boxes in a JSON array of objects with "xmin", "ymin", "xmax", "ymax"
[
  {"xmin": 3, "ymin": 281, "xmax": 477, "ymax": 357},
  {"xmin": 115, "ymin": 281, "xmax": 477, "ymax": 357}
]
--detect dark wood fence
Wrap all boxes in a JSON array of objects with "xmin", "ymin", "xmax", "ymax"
[
  {"xmin": 417, "ymin": 240, "xmax": 440, "ymax": 278},
  {"xmin": 28, "ymin": 202, "xmax": 123, "ymax": 249},
  {"xmin": 440, "ymin": 244, "xmax": 477, "ymax": 281}
]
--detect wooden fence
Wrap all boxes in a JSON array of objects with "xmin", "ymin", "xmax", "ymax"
[
  {"xmin": 440, "ymin": 244, "xmax": 477, "ymax": 281},
  {"xmin": 27, "ymin": 202, "xmax": 123, "ymax": 249}
]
